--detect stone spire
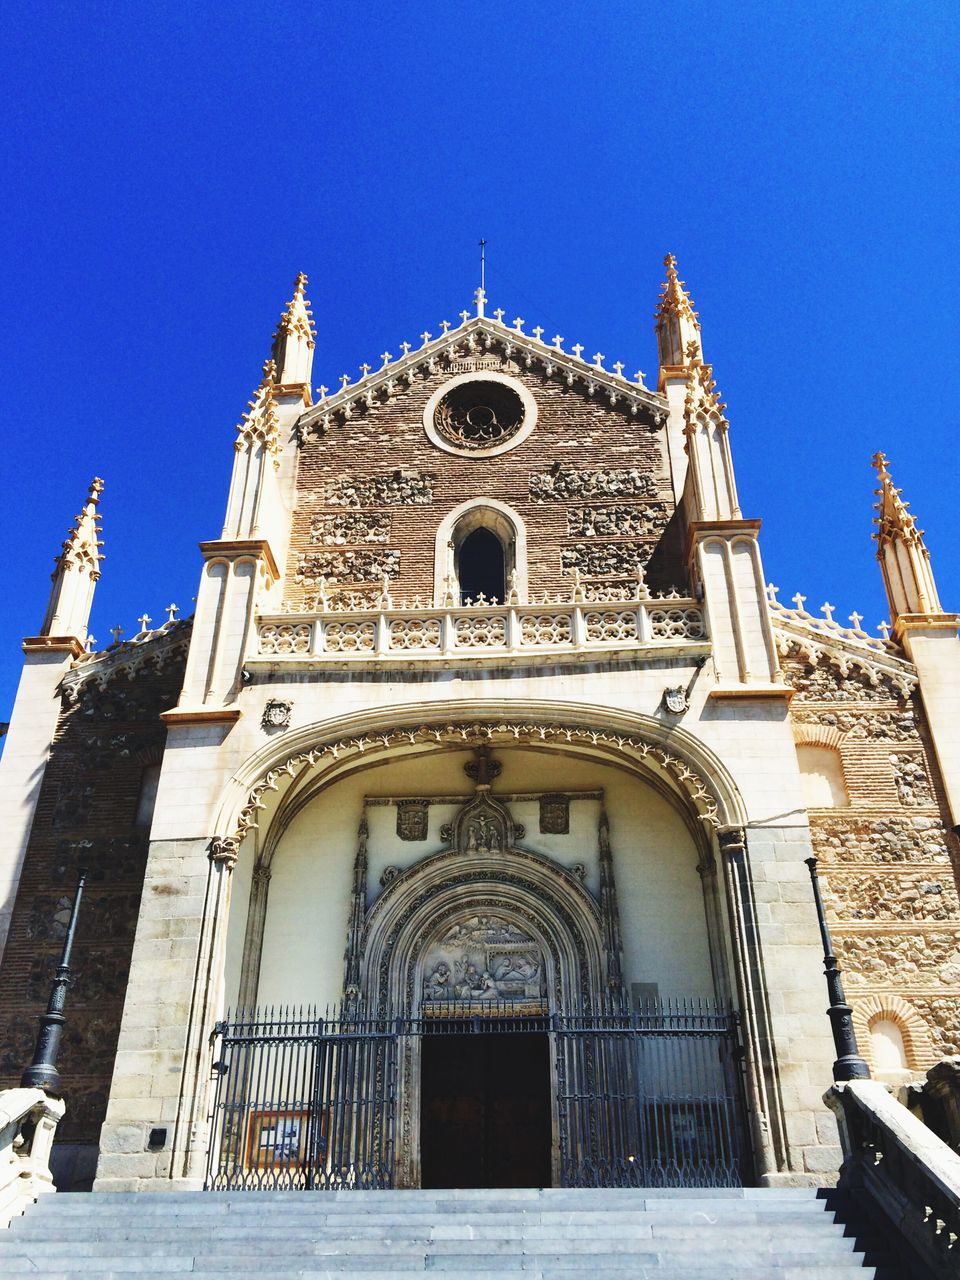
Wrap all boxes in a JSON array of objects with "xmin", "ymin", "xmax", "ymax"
[
  {"xmin": 271, "ymin": 272, "xmax": 316, "ymax": 392},
  {"xmin": 655, "ymin": 253, "xmax": 703, "ymax": 378},
  {"xmin": 40, "ymin": 478, "xmax": 104, "ymax": 641},
  {"xmin": 872, "ymin": 452, "xmax": 942, "ymax": 621}
]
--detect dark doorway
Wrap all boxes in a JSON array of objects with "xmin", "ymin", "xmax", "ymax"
[
  {"xmin": 457, "ymin": 527, "xmax": 506, "ymax": 603},
  {"xmin": 420, "ymin": 1031, "xmax": 552, "ymax": 1188}
]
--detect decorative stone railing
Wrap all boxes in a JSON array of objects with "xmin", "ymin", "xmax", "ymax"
[
  {"xmin": 826, "ymin": 1078, "xmax": 960, "ymax": 1279},
  {"xmin": 0, "ymin": 1088, "xmax": 64, "ymax": 1226},
  {"xmin": 255, "ymin": 595, "xmax": 706, "ymax": 662}
]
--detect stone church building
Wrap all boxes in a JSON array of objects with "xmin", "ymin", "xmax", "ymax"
[{"xmin": 0, "ymin": 260, "xmax": 957, "ymax": 1196}]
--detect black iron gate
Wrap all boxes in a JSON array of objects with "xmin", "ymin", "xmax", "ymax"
[{"xmin": 204, "ymin": 998, "xmax": 747, "ymax": 1190}]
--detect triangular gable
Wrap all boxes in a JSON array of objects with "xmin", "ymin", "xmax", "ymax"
[{"xmin": 298, "ymin": 302, "xmax": 667, "ymax": 438}]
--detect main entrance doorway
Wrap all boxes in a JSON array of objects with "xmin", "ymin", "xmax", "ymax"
[{"xmin": 420, "ymin": 1031, "xmax": 552, "ymax": 1188}]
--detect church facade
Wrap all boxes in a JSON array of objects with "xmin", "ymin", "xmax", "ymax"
[{"xmin": 0, "ymin": 261, "xmax": 957, "ymax": 1193}]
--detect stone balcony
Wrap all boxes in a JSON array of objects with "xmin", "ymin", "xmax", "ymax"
[{"xmin": 252, "ymin": 588, "xmax": 708, "ymax": 668}]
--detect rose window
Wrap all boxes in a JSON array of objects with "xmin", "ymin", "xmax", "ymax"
[{"xmin": 433, "ymin": 380, "xmax": 525, "ymax": 450}]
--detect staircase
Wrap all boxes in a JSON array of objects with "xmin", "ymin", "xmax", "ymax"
[{"xmin": 1, "ymin": 1187, "xmax": 907, "ymax": 1278}]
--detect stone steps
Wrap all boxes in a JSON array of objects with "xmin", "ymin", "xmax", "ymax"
[{"xmin": 0, "ymin": 1187, "xmax": 894, "ymax": 1277}]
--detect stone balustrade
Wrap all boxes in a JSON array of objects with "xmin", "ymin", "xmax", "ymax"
[
  {"xmin": 0, "ymin": 1088, "xmax": 64, "ymax": 1226},
  {"xmin": 255, "ymin": 594, "xmax": 706, "ymax": 663},
  {"xmin": 826, "ymin": 1078, "xmax": 960, "ymax": 1279}
]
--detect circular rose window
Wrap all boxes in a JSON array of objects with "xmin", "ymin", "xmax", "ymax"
[{"xmin": 423, "ymin": 372, "xmax": 537, "ymax": 457}]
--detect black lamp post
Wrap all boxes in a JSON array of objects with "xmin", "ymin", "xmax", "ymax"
[
  {"xmin": 805, "ymin": 856, "xmax": 870, "ymax": 1081},
  {"xmin": 21, "ymin": 868, "xmax": 87, "ymax": 1093}
]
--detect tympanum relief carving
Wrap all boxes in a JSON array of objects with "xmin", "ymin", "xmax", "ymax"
[{"xmin": 422, "ymin": 915, "xmax": 545, "ymax": 1003}]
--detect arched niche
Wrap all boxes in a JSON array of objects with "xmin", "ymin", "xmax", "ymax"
[
  {"xmin": 796, "ymin": 744, "xmax": 850, "ymax": 809},
  {"xmin": 226, "ymin": 745, "xmax": 722, "ymax": 1018},
  {"xmin": 433, "ymin": 499, "xmax": 528, "ymax": 604}
]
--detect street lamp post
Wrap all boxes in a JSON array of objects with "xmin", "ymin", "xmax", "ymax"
[
  {"xmin": 21, "ymin": 868, "xmax": 87, "ymax": 1093},
  {"xmin": 805, "ymin": 856, "xmax": 870, "ymax": 1081}
]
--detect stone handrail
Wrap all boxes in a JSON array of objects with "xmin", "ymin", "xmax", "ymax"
[
  {"xmin": 256, "ymin": 595, "xmax": 706, "ymax": 661},
  {"xmin": 826, "ymin": 1078, "xmax": 960, "ymax": 1279},
  {"xmin": 0, "ymin": 1088, "xmax": 65, "ymax": 1227}
]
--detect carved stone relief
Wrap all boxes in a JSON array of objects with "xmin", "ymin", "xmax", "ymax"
[
  {"xmin": 539, "ymin": 794, "xmax": 570, "ymax": 834},
  {"xmin": 566, "ymin": 503, "xmax": 669, "ymax": 539},
  {"xmin": 561, "ymin": 542, "xmax": 653, "ymax": 578},
  {"xmin": 529, "ymin": 466, "xmax": 657, "ymax": 502},
  {"xmin": 261, "ymin": 699, "xmax": 293, "ymax": 731},
  {"xmin": 324, "ymin": 470, "xmax": 435, "ymax": 507},
  {"xmin": 296, "ymin": 549, "xmax": 400, "ymax": 585},
  {"xmin": 396, "ymin": 800, "xmax": 428, "ymax": 842},
  {"xmin": 311, "ymin": 512, "xmax": 392, "ymax": 545},
  {"xmin": 421, "ymin": 915, "xmax": 545, "ymax": 1003}
]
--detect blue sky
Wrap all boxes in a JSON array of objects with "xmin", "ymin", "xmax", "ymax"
[{"xmin": 2, "ymin": 2, "xmax": 957, "ymax": 718}]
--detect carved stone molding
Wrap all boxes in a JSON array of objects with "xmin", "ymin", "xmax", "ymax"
[
  {"xmin": 209, "ymin": 837, "xmax": 240, "ymax": 871},
  {"xmin": 261, "ymin": 699, "xmax": 292, "ymax": 731},
  {"xmin": 566, "ymin": 503, "xmax": 669, "ymax": 539},
  {"xmin": 228, "ymin": 719, "xmax": 726, "ymax": 851}
]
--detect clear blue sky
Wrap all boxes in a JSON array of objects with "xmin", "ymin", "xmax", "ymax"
[{"xmin": 2, "ymin": 2, "xmax": 957, "ymax": 718}]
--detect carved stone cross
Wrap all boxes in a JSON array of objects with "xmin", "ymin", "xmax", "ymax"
[
  {"xmin": 791, "ymin": 593, "xmax": 807, "ymax": 613},
  {"xmin": 532, "ymin": 326, "xmax": 544, "ymax": 341},
  {"xmin": 110, "ymin": 624, "xmax": 123, "ymax": 645},
  {"xmin": 439, "ymin": 320, "xmax": 451, "ymax": 332},
  {"xmin": 317, "ymin": 384, "xmax": 328, "ymax": 398},
  {"xmin": 400, "ymin": 341, "xmax": 411, "ymax": 355},
  {"xmin": 459, "ymin": 310, "xmax": 470, "ymax": 323},
  {"xmin": 551, "ymin": 335, "xmax": 563, "ymax": 349},
  {"xmin": 572, "ymin": 343, "xmax": 584, "ymax": 359},
  {"xmin": 420, "ymin": 332, "xmax": 432, "ymax": 345},
  {"xmin": 339, "ymin": 373, "xmax": 351, "ymax": 388},
  {"xmin": 613, "ymin": 361, "xmax": 624, "ymax": 376},
  {"xmin": 165, "ymin": 603, "xmax": 179, "ymax": 623},
  {"xmin": 821, "ymin": 602, "xmax": 835, "ymax": 622},
  {"xmin": 493, "ymin": 308, "xmax": 505, "ymax": 322},
  {"xmin": 359, "ymin": 363, "xmax": 371, "ymax": 376},
  {"xmin": 849, "ymin": 611, "xmax": 864, "ymax": 631},
  {"xmin": 592, "ymin": 353, "xmax": 605, "ymax": 368},
  {"xmin": 380, "ymin": 352, "xmax": 392, "ymax": 365},
  {"xmin": 137, "ymin": 614, "xmax": 151, "ymax": 632},
  {"xmin": 513, "ymin": 317, "xmax": 524, "ymax": 331}
]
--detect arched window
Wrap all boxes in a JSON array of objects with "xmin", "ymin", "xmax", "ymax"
[
  {"xmin": 797, "ymin": 744, "xmax": 849, "ymax": 808},
  {"xmin": 457, "ymin": 527, "xmax": 506, "ymax": 603},
  {"xmin": 435, "ymin": 501, "xmax": 526, "ymax": 605}
]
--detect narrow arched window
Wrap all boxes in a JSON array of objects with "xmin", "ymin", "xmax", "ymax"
[{"xmin": 457, "ymin": 528, "xmax": 506, "ymax": 604}]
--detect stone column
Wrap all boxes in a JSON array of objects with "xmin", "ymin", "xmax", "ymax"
[{"xmin": 95, "ymin": 836, "xmax": 238, "ymax": 1190}]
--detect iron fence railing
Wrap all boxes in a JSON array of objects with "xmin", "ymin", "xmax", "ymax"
[{"xmin": 204, "ymin": 998, "xmax": 746, "ymax": 1191}]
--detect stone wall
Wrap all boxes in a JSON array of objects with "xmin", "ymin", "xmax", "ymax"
[
  {"xmin": 290, "ymin": 359, "xmax": 680, "ymax": 605},
  {"xmin": 784, "ymin": 651, "xmax": 960, "ymax": 1067},
  {"xmin": 0, "ymin": 656, "xmax": 185, "ymax": 1154}
]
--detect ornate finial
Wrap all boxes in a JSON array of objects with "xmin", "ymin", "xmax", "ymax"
[
  {"xmin": 110, "ymin": 624, "xmax": 123, "ymax": 646},
  {"xmin": 655, "ymin": 252, "xmax": 702, "ymax": 373},
  {"xmin": 872, "ymin": 451, "xmax": 942, "ymax": 620},
  {"xmin": 137, "ymin": 613, "xmax": 151, "ymax": 633},
  {"xmin": 474, "ymin": 287, "xmax": 486, "ymax": 317},
  {"xmin": 165, "ymin": 603, "xmax": 179, "ymax": 623},
  {"xmin": 271, "ymin": 273, "xmax": 316, "ymax": 388}
]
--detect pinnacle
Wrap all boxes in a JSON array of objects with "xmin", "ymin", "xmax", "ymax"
[{"xmin": 656, "ymin": 252, "xmax": 700, "ymax": 327}]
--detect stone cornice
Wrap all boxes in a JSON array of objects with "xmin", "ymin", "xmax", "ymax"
[
  {"xmin": 22, "ymin": 636, "xmax": 84, "ymax": 657},
  {"xmin": 298, "ymin": 313, "xmax": 667, "ymax": 438},
  {"xmin": 199, "ymin": 538, "xmax": 280, "ymax": 580}
]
